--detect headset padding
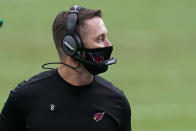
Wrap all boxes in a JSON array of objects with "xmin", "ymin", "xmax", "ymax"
[{"xmin": 66, "ymin": 13, "xmax": 77, "ymax": 36}]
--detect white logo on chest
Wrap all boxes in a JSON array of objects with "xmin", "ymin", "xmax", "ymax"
[{"xmin": 49, "ymin": 104, "xmax": 56, "ymax": 111}]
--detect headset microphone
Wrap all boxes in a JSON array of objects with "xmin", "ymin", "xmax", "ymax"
[
  {"xmin": 103, "ymin": 57, "xmax": 117, "ymax": 65},
  {"xmin": 41, "ymin": 56, "xmax": 116, "ymax": 70}
]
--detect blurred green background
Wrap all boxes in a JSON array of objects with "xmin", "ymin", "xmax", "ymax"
[{"xmin": 0, "ymin": 0, "xmax": 196, "ymax": 130}]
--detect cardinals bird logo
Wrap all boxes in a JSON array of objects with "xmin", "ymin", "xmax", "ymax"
[
  {"xmin": 93, "ymin": 112, "xmax": 105, "ymax": 122},
  {"xmin": 93, "ymin": 55, "xmax": 105, "ymax": 63}
]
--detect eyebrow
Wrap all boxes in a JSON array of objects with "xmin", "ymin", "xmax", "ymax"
[{"xmin": 95, "ymin": 30, "xmax": 108, "ymax": 38}]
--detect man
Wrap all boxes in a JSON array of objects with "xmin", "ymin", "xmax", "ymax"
[{"xmin": 0, "ymin": 6, "xmax": 131, "ymax": 131}]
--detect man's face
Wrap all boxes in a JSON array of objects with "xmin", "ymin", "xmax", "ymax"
[{"xmin": 79, "ymin": 16, "xmax": 112, "ymax": 49}]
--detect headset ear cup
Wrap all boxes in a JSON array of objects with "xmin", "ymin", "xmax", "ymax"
[{"xmin": 62, "ymin": 35, "xmax": 77, "ymax": 56}]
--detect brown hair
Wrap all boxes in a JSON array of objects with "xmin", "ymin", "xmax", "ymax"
[{"xmin": 52, "ymin": 7, "xmax": 102, "ymax": 59}]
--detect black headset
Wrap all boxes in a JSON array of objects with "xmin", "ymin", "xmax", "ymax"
[{"xmin": 62, "ymin": 6, "xmax": 83, "ymax": 58}]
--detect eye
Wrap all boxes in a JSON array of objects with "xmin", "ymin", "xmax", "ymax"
[{"xmin": 97, "ymin": 35, "xmax": 105, "ymax": 42}]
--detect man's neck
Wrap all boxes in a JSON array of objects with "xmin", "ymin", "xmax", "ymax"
[{"xmin": 57, "ymin": 63, "xmax": 93, "ymax": 86}]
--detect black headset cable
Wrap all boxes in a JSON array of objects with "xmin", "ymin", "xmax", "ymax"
[{"xmin": 42, "ymin": 62, "xmax": 80, "ymax": 70}]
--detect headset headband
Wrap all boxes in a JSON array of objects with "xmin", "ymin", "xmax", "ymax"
[{"xmin": 66, "ymin": 6, "xmax": 83, "ymax": 36}]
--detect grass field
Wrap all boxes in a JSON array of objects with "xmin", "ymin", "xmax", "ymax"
[{"xmin": 0, "ymin": 0, "xmax": 196, "ymax": 130}]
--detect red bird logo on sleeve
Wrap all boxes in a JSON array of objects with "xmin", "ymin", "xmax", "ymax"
[{"xmin": 93, "ymin": 112, "xmax": 105, "ymax": 122}]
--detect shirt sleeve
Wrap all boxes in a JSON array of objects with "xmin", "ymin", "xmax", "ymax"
[
  {"xmin": 120, "ymin": 94, "xmax": 132, "ymax": 131},
  {"xmin": 0, "ymin": 88, "xmax": 26, "ymax": 131}
]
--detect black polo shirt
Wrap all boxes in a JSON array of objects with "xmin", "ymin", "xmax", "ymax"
[{"xmin": 0, "ymin": 69, "xmax": 131, "ymax": 131}]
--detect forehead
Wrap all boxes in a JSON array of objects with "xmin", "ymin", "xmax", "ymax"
[{"xmin": 83, "ymin": 16, "xmax": 107, "ymax": 36}]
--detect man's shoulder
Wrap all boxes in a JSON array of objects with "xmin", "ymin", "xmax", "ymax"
[
  {"xmin": 94, "ymin": 76, "xmax": 131, "ymax": 118},
  {"xmin": 94, "ymin": 75, "xmax": 125, "ymax": 98},
  {"xmin": 12, "ymin": 69, "xmax": 57, "ymax": 94}
]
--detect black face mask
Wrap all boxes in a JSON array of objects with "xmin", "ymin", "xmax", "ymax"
[{"xmin": 83, "ymin": 46, "xmax": 113, "ymax": 75}]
